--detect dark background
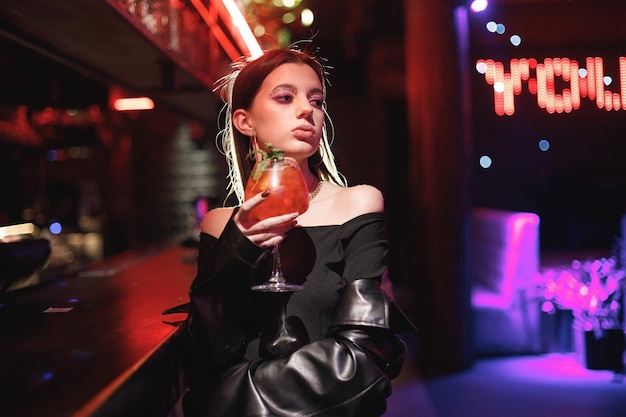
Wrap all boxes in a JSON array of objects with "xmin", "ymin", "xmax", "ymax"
[
  {"xmin": 1, "ymin": 0, "xmax": 625, "ymax": 257},
  {"xmin": 467, "ymin": 1, "xmax": 626, "ymax": 251}
]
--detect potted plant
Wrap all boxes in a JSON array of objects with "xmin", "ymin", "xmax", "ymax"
[{"xmin": 540, "ymin": 254, "xmax": 625, "ymax": 372}]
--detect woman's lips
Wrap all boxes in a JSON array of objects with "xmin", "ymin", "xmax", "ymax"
[{"xmin": 292, "ymin": 125, "xmax": 316, "ymax": 139}]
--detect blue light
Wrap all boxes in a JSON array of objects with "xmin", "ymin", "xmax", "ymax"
[
  {"xmin": 539, "ymin": 139, "xmax": 550, "ymax": 151},
  {"xmin": 49, "ymin": 222, "xmax": 62, "ymax": 235},
  {"xmin": 40, "ymin": 371, "xmax": 54, "ymax": 382},
  {"xmin": 479, "ymin": 155, "xmax": 493, "ymax": 168}
]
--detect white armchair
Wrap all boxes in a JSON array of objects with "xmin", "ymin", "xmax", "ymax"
[{"xmin": 471, "ymin": 207, "xmax": 543, "ymax": 356}]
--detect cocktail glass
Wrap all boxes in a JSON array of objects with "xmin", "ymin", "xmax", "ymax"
[{"xmin": 244, "ymin": 153, "xmax": 309, "ymax": 292}]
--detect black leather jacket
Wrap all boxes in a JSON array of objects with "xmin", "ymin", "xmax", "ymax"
[{"xmin": 183, "ymin": 217, "xmax": 415, "ymax": 417}]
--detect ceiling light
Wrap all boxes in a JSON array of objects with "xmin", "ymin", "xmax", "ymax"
[{"xmin": 112, "ymin": 97, "xmax": 155, "ymax": 111}]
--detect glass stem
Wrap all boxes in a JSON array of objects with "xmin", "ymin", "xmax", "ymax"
[{"xmin": 270, "ymin": 244, "xmax": 284, "ymax": 283}]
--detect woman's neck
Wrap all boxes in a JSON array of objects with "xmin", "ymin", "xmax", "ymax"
[{"xmin": 300, "ymin": 167, "xmax": 320, "ymax": 194}]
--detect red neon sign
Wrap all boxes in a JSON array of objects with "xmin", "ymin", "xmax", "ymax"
[{"xmin": 476, "ymin": 57, "xmax": 626, "ymax": 115}]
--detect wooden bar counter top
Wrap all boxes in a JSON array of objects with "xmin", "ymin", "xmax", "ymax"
[{"xmin": 0, "ymin": 243, "xmax": 197, "ymax": 417}]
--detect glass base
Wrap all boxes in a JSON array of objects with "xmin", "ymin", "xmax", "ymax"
[{"xmin": 251, "ymin": 281, "xmax": 303, "ymax": 292}]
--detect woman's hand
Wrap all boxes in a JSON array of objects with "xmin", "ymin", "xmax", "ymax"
[{"xmin": 234, "ymin": 191, "xmax": 299, "ymax": 248}]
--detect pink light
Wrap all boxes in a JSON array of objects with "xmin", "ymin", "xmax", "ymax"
[
  {"xmin": 498, "ymin": 213, "xmax": 540, "ymax": 297},
  {"xmin": 541, "ymin": 301, "xmax": 555, "ymax": 313},
  {"xmin": 190, "ymin": 0, "xmax": 263, "ymax": 61},
  {"xmin": 470, "ymin": 0, "xmax": 488, "ymax": 13},
  {"xmin": 220, "ymin": 0, "xmax": 263, "ymax": 59},
  {"xmin": 113, "ymin": 97, "xmax": 154, "ymax": 111},
  {"xmin": 471, "ymin": 209, "xmax": 539, "ymax": 310},
  {"xmin": 476, "ymin": 56, "xmax": 626, "ymax": 115},
  {"xmin": 500, "ymin": 353, "xmax": 615, "ymax": 382}
]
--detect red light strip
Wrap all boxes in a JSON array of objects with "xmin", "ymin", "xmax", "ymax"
[
  {"xmin": 191, "ymin": 0, "xmax": 263, "ymax": 61},
  {"xmin": 219, "ymin": 0, "xmax": 263, "ymax": 59},
  {"xmin": 190, "ymin": 0, "xmax": 241, "ymax": 61},
  {"xmin": 477, "ymin": 57, "xmax": 626, "ymax": 115}
]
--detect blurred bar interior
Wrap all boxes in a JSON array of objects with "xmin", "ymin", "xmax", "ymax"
[{"xmin": 1, "ymin": 0, "xmax": 626, "ymax": 415}]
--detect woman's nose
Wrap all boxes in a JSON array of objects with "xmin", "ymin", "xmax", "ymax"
[
  {"xmin": 298, "ymin": 107, "xmax": 313, "ymax": 121},
  {"xmin": 297, "ymin": 97, "xmax": 314, "ymax": 119}
]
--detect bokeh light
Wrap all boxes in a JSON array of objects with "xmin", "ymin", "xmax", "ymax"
[
  {"xmin": 49, "ymin": 222, "xmax": 62, "ymax": 235},
  {"xmin": 479, "ymin": 155, "xmax": 493, "ymax": 168},
  {"xmin": 470, "ymin": 0, "xmax": 489, "ymax": 13},
  {"xmin": 301, "ymin": 9, "xmax": 314, "ymax": 26}
]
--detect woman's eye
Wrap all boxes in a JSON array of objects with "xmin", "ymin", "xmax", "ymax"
[
  {"xmin": 275, "ymin": 94, "xmax": 295, "ymax": 103},
  {"xmin": 310, "ymin": 98, "xmax": 324, "ymax": 108}
]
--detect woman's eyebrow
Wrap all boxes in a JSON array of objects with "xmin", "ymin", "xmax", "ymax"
[
  {"xmin": 269, "ymin": 84, "xmax": 324, "ymax": 97},
  {"xmin": 307, "ymin": 87, "xmax": 324, "ymax": 97},
  {"xmin": 269, "ymin": 84, "xmax": 297, "ymax": 95}
]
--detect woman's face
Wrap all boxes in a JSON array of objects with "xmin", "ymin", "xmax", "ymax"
[{"xmin": 245, "ymin": 62, "xmax": 325, "ymax": 161}]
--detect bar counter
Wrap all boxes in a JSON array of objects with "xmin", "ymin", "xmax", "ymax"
[{"xmin": 0, "ymin": 243, "xmax": 197, "ymax": 417}]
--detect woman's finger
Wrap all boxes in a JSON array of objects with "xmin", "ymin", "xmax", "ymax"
[
  {"xmin": 237, "ymin": 208, "xmax": 299, "ymax": 235},
  {"xmin": 254, "ymin": 213, "xmax": 299, "ymax": 230},
  {"xmin": 233, "ymin": 190, "xmax": 300, "ymax": 248},
  {"xmin": 252, "ymin": 234, "xmax": 285, "ymax": 249},
  {"xmin": 239, "ymin": 190, "xmax": 270, "ymax": 213},
  {"xmin": 244, "ymin": 215, "xmax": 297, "ymax": 242}
]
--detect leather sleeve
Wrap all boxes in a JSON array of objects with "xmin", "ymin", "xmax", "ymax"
[
  {"xmin": 187, "ymin": 280, "xmax": 411, "ymax": 417},
  {"xmin": 184, "ymin": 215, "xmax": 415, "ymax": 417},
  {"xmin": 186, "ymin": 217, "xmax": 267, "ymax": 375}
]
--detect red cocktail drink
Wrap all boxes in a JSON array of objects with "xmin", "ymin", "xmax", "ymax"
[{"xmin": 244, "ymin": 157, "xmax": 309, "ymax": 220}]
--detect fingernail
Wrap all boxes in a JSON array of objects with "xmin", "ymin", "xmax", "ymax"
[
  {"xmin": 261, "ymin": 190, "xmax": 270, "ymax": 197},
  {"xmin": 291, "ymin": 213, "xmax": 298, "ymax": 219}
]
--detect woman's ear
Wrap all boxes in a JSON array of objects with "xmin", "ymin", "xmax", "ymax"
[{"xmin": 232, "ymin": 109, "xmax": 254, "ymax": 136}]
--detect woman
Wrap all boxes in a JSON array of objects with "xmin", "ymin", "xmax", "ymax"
[{"xmin": 184, "ymin": 45, "xmax": 414, "ymax": 417}]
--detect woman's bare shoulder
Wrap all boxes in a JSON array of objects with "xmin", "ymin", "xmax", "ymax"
[
  {"xmin": 200, "ymin": 207, "xmax": 235, "ymax": 238},
  {"xmin": 300, "ymin": 183, "xmax": 383, "ymax": 226},
  {"xmin": 338, "ymin": 184, "xmax": 384, "ymax": 214}
]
